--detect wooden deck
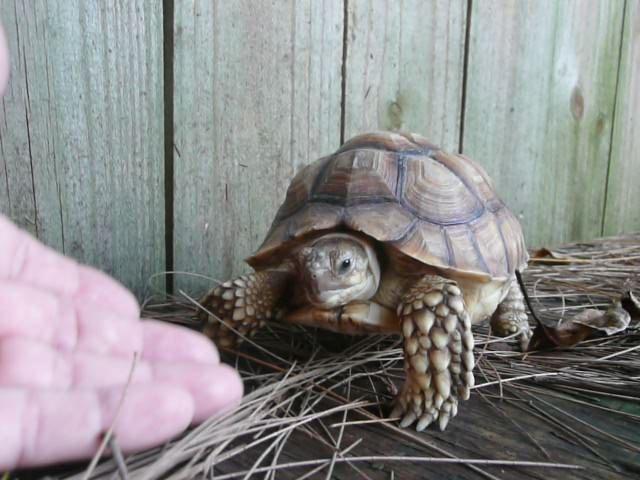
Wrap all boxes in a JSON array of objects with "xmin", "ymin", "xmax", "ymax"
[
  {"xmin": 217, "ymin": 391, "xmax": 640, "ymax": 479},
  {"xmin": 207, "ymin": 338, "xmax": 640, "ymax": 480}
]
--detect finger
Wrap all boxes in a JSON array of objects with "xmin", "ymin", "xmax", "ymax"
[
  {"xmin": 75, "ymin": 266, "xmax": 139, "ymax": 318},
  {"xmin": 0, "ymin": 336, "xmax": 229, "ymax": 392},
  {"xmin": 75, "ymin": 300, "xmax": 143, "ymax": 356},
  {"xmin": 0, "ymin": 281, "xmax": 142, "ymax": 355},
  {"xmin": 0, "ymin": 283, "xmax": 62, "ymax": 345},
  {"xmin": 0, "ymin": 384, "xmax": 194, "ymax": 470},
  {"xmin": 141, "ymin": 320, "xmax": 219, "ymax": 364},
  {"xmin": 0, "ymin": 216, "xmax": 138, "ymax": 317},
  {"xmin": 0, "ymin": 337, "xmax": 72, "ymax": 388},
  {"xmin": 152, "ymin": 362, "xmax": 243, "ymax": 423},
  {"xmin": 0, "ymin": 338, "xmax": 149, "ymax": 389},
  {"xmin": 0, "ymin": 337, "xmax": 242, "ymax": 424},
  {"xmin": 0, "ymin": 215, "xmax": 79, "ymax": 295}
]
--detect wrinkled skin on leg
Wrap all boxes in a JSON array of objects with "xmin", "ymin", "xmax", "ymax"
[
  {"xmin": 283, "ymin": 301, "xmax": 397, "ymax": 334},
  {"xmin": 392, "ymin": 275, "xmax": 475, "ymax": 431}
]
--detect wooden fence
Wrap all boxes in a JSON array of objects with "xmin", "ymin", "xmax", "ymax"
[{"xmin": 0, "ymin": 0, "xmax": 638, "ymax": 297}]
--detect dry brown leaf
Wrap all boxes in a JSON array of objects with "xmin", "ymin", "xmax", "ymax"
[
  {"xmin": 528, "ymin": 319, "xmax": 595, "ymax": 350},
  {"xmin": 572, "ymin": 302, "xmax": 630, "ymax": 335},
  {"xmin": 529, "ymin": 248, "xmax": 586, "ymax": 264},
  {"xmin": 528, "ymin": 300, "xmax": 631, "ymax": 351},
  {"xmin": 530, "ymin": 248, "xmax": 565, "ymax": 259}
]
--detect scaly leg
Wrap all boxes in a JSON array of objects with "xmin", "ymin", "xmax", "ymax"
[
  {"xmin": 490, "ymin": 278, "xmax": 532, "ymax": 350},
  {"xmin": 199, "ymin": 270, "xmax": 290, "ymax": 347},
  {"xmin": 392, "ymin": 275, "xmax": 475, "ymax": 431}
]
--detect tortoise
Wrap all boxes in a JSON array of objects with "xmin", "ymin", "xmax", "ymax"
[{"xmin": 200, "ymin": 131, "xmax": 531, "ymax": 431}]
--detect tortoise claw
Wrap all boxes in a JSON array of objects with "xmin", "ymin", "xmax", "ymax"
[
  {"xmin": 416, "ymin": 413, "xmax": 434, "ymax": 431},
  {"xmin": 390, "ymin": 403, "xmax": 404, "ymax": 421},
  {"xmin": 400, "ymin": 411, "xmax": 417, "ymax": 428},
  {"xmin": 438, "ymin": 412, "xmax": 450, "ymax": 431}
]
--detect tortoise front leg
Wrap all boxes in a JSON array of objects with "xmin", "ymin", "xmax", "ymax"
[
  {"xmin": 392, "ymin": 275, "xmax": 474, "ymax": 431},
  {"xmin": 283, "ymin": 301, "xmax": 398, "ymax": 335},
  {"xmin": 490, "ymin": 277, "xmax": 532, "ymax": 350},
  {"xmin": 199, "ymin": 270, "xmax": 290, "ymax": 347}
]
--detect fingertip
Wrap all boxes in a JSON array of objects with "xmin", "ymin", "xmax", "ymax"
[
  {"xmin": 151, "ymin": 362, "xmax": 243, "ymax": 425},
  {"xmin": 202, "ymin": 364, "xmax": 244, "ymax": 423},
  {"xmin": 191, "ymin": 364, "xmax": 244, "ymax": 424},
  {"xmin": 189, "ymin": 363, "xmax": 243, "ymax": 424},
  {"xmin": 142, "ymin": 320, "xmax": 220, "ymax": 364},
  {"xmin": 103, "ymin": 384, "xmax": 194, "ymax": 453}
]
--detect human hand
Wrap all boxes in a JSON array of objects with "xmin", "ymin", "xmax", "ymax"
[{"xmin": 0, "ymin": 215, "xmax": 243, "ymax": 470}]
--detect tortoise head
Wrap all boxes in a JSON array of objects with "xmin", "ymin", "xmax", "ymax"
[{"xmin": 296, "ymin": 233, "xmax": 380, "ymax": 309}]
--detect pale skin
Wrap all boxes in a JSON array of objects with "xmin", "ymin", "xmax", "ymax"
[
  {"xmin": 202, "ymin": 232, "xmax": 530, "ymax": 431},
  {"xmin": 0, "ymin": 23, "xmax": 243, "ymax": 470}
]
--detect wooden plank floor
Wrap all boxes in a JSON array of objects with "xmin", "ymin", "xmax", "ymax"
[{"xmin": 208, "ymin": 345, "xmax": 640, "ymax": 479}]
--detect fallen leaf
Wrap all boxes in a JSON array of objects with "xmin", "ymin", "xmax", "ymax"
[
  {"xmin": 530, "ymin": 248, "xmax": 566, "ymax": 259},
  {"xmin": 572, "ymin": 302, "xmax": 630, "ymax": 335},
  {"xmin": 528, "ymin": 300, "xmax": 631, "ymax": 351},
  {"xmin": 528, "ymin": 319, "xmax": 595, "ymax": 351},
  {"xmin": 529, "ymin": 248, "xmax": 587, "ymax": 264}
]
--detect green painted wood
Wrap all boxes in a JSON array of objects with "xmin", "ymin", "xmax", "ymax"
[
  {"xmin": 343, "ymin": 0, "xmax": 467, "ymax": 152},
  {"xmin": 463, "ymin": 0, "xmax": 625, "ymax": 248},
  {"xmin": 604, "ymin": 0, "xmax": 640, "ymax": 236},
  {"xmin": 172, "ymin": 0, "xmax": 343, "ymax": 293},
  {"xmin": 0, "ymin": 1, "xmax": 165, "ymax": 298}
]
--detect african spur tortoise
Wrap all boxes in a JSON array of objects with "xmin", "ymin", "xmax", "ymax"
[{"xmin": 200, "ymin": 131, "xmax": 531, "ymax": 431}]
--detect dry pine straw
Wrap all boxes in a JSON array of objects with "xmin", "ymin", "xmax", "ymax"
[{"xmin": 66, "ymin": 235, "xmax": 639, "ymax": 480}]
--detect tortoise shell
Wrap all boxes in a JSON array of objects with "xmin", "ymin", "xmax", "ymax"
[{"xmin": 248, "ymin": 132, "xmax": 527, "ymax": 280}]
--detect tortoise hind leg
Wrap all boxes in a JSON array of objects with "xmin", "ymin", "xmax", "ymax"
[
  {"xmin": 392, "ymin": 275, "xmax": 474, "ymax": 431},
  {"xmin": 490, "ymin": 278, "xmax": 532, "ymax": 350},
  {"xmin": 199, "ymin": 270, "xmax": 290, "ymax": 348}
]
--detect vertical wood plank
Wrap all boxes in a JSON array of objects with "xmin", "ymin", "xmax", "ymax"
[
  {"xmin": 0, "ymin": 2, "xmax": 38, "ymax": 237},
  {"xmin": 343, "ymin": 0, "xmax": 467, "ymax": 151},
  {"xmin": 173, "ymin": 0, "xmax": 343, "ymax": 292},
  {"xmin": 463, "ymin": 0, "xmax": 625, "ymax": 247},
  {"xmin": 603, "ymin": 0, "xmax": 640, "ymax": 235},
  {"xmin": 0, "ymin": 1, "xmax": 165, "ymax": 297}
]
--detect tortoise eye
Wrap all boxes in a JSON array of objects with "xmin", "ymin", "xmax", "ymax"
[{"xmin": 339, "ymin": 258, "xmax": 352, "ymax": 273}]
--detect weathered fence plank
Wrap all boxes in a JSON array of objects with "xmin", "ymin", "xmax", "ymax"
[
  {"xmin": 343, "ymin": 0, "xmax": 467, "ymax": 151},
  {"xmin": 603, "ymin": 0, "xmax": 640, "ymax": 236},
  {"xmin": 1, "ymin": 1, "xmax": 636, "ymax": 297},
  {"xmin": 0, "ymin": 3, "xmax": 39, "ymax": 238},
  {"xmin": 0, "ymin": 1, "xmax": 165, "ymax": 297},
  {"xmin": 172, "ymin": 0, "xmax": 343, "ymax": 293},
  {"xmin": 463, "ymin": 0, "xmax": 624, "ymax": 247}
]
